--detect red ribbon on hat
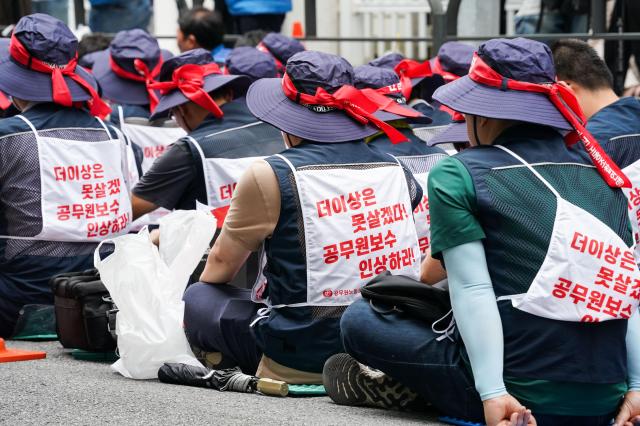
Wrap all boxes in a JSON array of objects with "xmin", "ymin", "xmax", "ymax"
[
  {"xmin": 360, "ymin": 84, "xmax": 423, "ymax": 118},
  {"xmin": 468, "ymin": 52, "xmax": 630, "ymax": 188},
  {"xmin": 109, "ymin": 55, "xmax": 163, "ymax": 111},
  {"xmin": 431, "ymin": 56, "xmax": 461, "ymax": 82},
  {"xmin": 9, "ymin": 34, "xmax": 111, "ymax": 118},
  {"xmin": 452, "ymin": 111, "xmax": 465, "ymax": 122},
  {"xmin": 281, "ymin": 72, "xmax": 409, "ymax": 143},
  {"xmin": 0, "ymin": 90, "xmax": 11, "ymax": 110},
  {"xmin": 393, "ymin": 59, "xmax": 433, "ymax": 99},
  {"xmin": 257, "ymin": 42, "xmax": 284, "ymax": 76},
  {"xmin": 148, "ymin": 63, "xmax": 225, "ymax": 118}
]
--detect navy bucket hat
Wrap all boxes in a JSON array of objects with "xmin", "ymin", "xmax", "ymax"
[
  {"xmin": 150, "ymin": 49, "xmax": 251, "ymax": 120},
  {"xmin": 428, "ymin": 117, "xmax": 469, "ymax": 146},
  {"xmin": 0, "ymin": 14, "xmax": 108, "ymax": 115},
  {"xmin": 92, "ymin": 29, "xmax": 171, "ymax": 106},
  {"xmin": 368, "ymin": 52, "xmax": 405, "ymax": 69},
  {"xmin": 430, "ymin": 41, "xmax": 475, "ymax": 80},
  {"xmin": 354, "ymin": 64, "xmax": 432, "ymax": 124},
  {"xmin": 433, "ymin": 38, "xmax": 572, "ymax": 130},
  {"xmin": 247, "ymin": 51, "xmax": 423, "ymax": 143},
  {"xmin": 258, "ymin": 33, "xmax": 305, "ymax": 71},
  {"xmin": 225, "ymin": 47, "xmax": 277, "ymax": 82}
]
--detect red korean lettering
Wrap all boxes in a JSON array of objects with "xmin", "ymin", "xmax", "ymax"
[
  {"xmin": 316, "ymin": 199, "xmax": 331, "ymax": 218},
  {"xmin": 323, "ymin": 244, "xmax": 339, "ymax": 264},
  {"xmin": 56, "ymin": 205, "xmax": 71, "ymax": 221},
  {"xmin": 418, "ymin": 237, "xmax": 430, "ymax": 254},
  {"xmin": 107, "ymin": 179, "xmax": 121, "ymax": 196},
  {"xmin": 570, "ymin": 232, "xmax": 586, "ymax": 253},
  {"xmin": 373, "ymin": 255, "xmax": 388, "ymax": 275},
  {"xmin": 400, "ymin": 247, "xmax": 415, "ymax": 266},
  {"xmin": 621, "ymin": 304, "xmax": 633, "ymax": 319},
  {"xmin": 94, "ymin": 182, "xmax": 107, "ymax": 199},
  {"xmin": 630, "ymin": 187, "xmax": 640, "ymax": 206},
  {"xmin": 80, "ymin": 165, "xmax": 92, "ymax": 180},
  {"xmin": 84, "ymin": 203, "xmax": 96, "ymax": 219},
  {"xmin": 604, "ymin": 245, "xmax": 622, "ymax": 265},
  {"xmin": 109, "ymin": 200, "xmax": 120, "ymax": 215},
  {"xmin": 144, "ymin": 147, "xmax": 154, "ymax": 159},
  {"xmin": 355, "ymin": 236, "xmax": 370, "ymax": 256},
  {"xmin": 362, "ymin": 188, "xmax": 376, "ymax": 206},
  {"xmin": 95, "ymin": 202, "xmax": 109, "ymax": 217},
  {"xmin": 71, "ymin": 204, "xmax": 84, "ymax": 219},
  {"xmin": 614, "ymin": 273, "xmax": 632, "ymax": 296},
  {"xmin": 367, "ymin": 210, "xmax": 381, "ymax": 229},
  {"xmin": 595, "ymin": 266, "xmax": 614, "ymax": 288},
  {"xmin": 380, "ymin": 206, "xmax": 394, "ymax": 225},
  {"xmin": 93, "ymin": 163, "xmax": 104, "ymax": 179},
  {"xmin": 569, "ymin": 283, "xmax": 588, "ymax": 304},
  {"xmin": 393, "ymin": 203, "xmax": 408, "ymax": 221},
  {"xmin": 219, "ymin": 183, "xmax": 236, "ymax": 201},
  {"xmin": 98, "ymin": 220, "xmax": 111, "ymax": 236},
  {"xmin": 620, "ymin": 250, "xmax": 637, "ymax": 272},
  {"xmin": 587, "ymin": 238, "xmax": 604, "ymax": 259},
  {"xmin": 339, "ymin": 240, "xmax": 355, "ymax": 259},
  {"xmin": 551, "ymin": 277, "xmax": 572, "ymax": 298},
  {"xmin": 351, "ymin": 213, "xmax": 367, "ymax": 233},
  {"xmin": 383, "ymin": 230, "xmax": 397, "ymax": 248},
  {"xmin": 369, "ymin": 233, "xmax": 385, "ymax": 252},
  {"xmin": 53, "ymin": 166, "xmax": 67, "ymax": 182},
  {"xmin": 359, "ymin": 259, "xmax": 374, "ymax": 279},
  {"xmin": 603, "ymin": 296, "xmax": 622, "ymax": 318},
  {"xmin": 87, "ymin": 222, "xmax": 99, "ymax": 238},
  {"xmin": 586, "ymin": 290, "xmax": 606, "ymax": 312},
  {"xmin": 388, "ymin": 251, "xmax": 401, "ymax": 270},
  {"xmin": 81, "ymin": 184, "xmax": 93, "ymax": 200},
  {"xmin": 346, "ymin": 192, "xmax": 362, "ymax": 210}
]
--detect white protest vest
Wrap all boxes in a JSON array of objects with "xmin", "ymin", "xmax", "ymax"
[
  {"xmin": 188, "ymin": 136, "xmax": 265, "ymax": 212},
  {"xmin": 496, "ymin": 145, "xmax": 640, "ymax": 322},
  {"xmin": 118, "ymin": 106, "xmax": 186, "ymax": 173},
  {"xmin": 117, "ymin": 107, "xmax": 185, "ymax": 228},
  {"xmin": 621, "ymin": 156, "xmax": 640, "ymax": 265},
  {"xmin": 275, "ymin": 155, "xmax": 421, "ymax": 307},
  {"xmin": 9, "ymin": 115, "xmax": 132, "ymax": 242}
]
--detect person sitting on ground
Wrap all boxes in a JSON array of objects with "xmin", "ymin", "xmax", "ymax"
[
  {"xmin": 354, "ymin": 64, "xmax": 447, "ymax": 259},
  {"xmin": 553, "ymin": 39, "xmax": 640, "ymax": 267},
  {"xmin": 177, "ymin": 7, "xmax": 230, "ymax": 64},
  {"xmin": 324, "ymin": 38, "xmax": 640, "ymax": 426},
  {"xmin": 182, "ymin": 50, "xmax": 425, "ymax": 383},
  {"xmin": 130, "ymin": 49, "xmax": 284, "ymax": 227},
  {"xmin": 0, "ymin": 14, "xmax": 132, "ymax": 338}
]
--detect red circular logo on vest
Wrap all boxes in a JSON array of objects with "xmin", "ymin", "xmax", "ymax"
[{"xmin": 323, "ymin": 289, "xmax": 333, "ymax": 298}]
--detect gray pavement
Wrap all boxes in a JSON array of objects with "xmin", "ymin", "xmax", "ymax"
[{"xmin": 0, "ymin": 341, "xmax": 447, "ymax": 425}]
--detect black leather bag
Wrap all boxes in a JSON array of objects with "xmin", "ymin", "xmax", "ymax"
[
  {"xmin": 360, "ymin": 271, "xmax": 451, "ymax": 324},
  {"xmin": 51, "ymin": 269, "xmax": 117, "ymax": 351}
]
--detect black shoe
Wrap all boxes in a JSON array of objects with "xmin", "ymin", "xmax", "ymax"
[{"xmin": 322, "ymin": 353, "xmax": 418, "ymax": 410}]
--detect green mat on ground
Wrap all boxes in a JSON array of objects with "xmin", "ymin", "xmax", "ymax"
[
  {"xmin": 287, "ymin": 384, "xmax": 326, "ymax": 396},
  {"xmin": 71, "ymin": 349, "xmax": 119, "ymax": 362},
  {"xmin": 11, "ymin": 304, "xmax": 57, "ymax": 341}
]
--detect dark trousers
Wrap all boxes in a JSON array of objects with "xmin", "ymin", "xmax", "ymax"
[
  {"xmin": 183, "ymin": 283, "xmax": 262, "ymax": 374},
  {"xmin": 341, "ymin": 299, "xmax": 617, "ymax": 426},
  {"xmin": 0, "ymin": 295, "xmax": 21, "ymax": 338}
]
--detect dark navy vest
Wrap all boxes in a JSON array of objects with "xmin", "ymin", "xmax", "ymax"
[
  {"xmin": 455, "ymin": 124, "xmax": 630, "ymax": 384},
  {"xmin": 257, "ymin": 140, "xmax": 414, "ymax": 373}
]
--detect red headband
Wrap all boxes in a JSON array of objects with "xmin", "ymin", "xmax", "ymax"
[
  {"xmin": 9, "ymin": 34, "xmax": 111, "ymax": 118},
  {"xmin": 148, "ymin": 63, "xmax": 225, "ymax": 118},
  {"xmin": 468, "ymin": 52, "xmax": 630, "ymax": 188},
  {"xmin": 109, "ymin": 55, "xmax": 163, "ymax": 111},
  {"xmin": 281, "ymin": 73, "xmax": 409, "ymax": 143},
  {"xmin": 393, "ymin": 59, "xmax": 433, "ymax": 99},
  {"xmin": 431, "ymin": 57, "xmax": 461, "ymax": 82},
  {"xmin": 452, "ymin": 111, "xmax": 465, "ymax": 122},
  {"xmin": 0, "ymin": 90, "xmax": 11, "ymax": 110}
]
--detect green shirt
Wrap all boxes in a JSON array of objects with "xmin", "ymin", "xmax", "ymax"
[{"xmin": 428, "ymin": 155, "xmax": 626, "ymax": 416}]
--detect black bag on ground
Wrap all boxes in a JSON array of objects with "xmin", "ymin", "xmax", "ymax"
[
  {"xmin": 51, "ymin": 269, "xmax": 117, "ymax": 351},
  {"xmin": 360, "ymin": 271, "xmax": 451, "ymax": 324}
]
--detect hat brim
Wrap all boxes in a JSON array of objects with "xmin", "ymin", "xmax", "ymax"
[
  {"xmin": 150, "ymin": 74, "xmax": 251, "ymax": 120},
  {"xmin": 247, "ymin": 78, "xmax": 428, "ymax": 143},
  {"xmin": 92, "ymin": 50, "xmax": 156, "ymax": 105},
  {"xmin": 427, "ymin": 122, "xmax": 468, "ymax": 146},
  {"xmin": 432, "ymin": 76, "xmax": 572, "ymax": 130},
  {"xmin": 0, "ymin": 55, "xmax": 99, "ymax": 103}
]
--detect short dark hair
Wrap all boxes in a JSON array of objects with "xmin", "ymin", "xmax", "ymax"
[
  {"xmin": 551, "ymin": 39, "xmax": 613, "ymax": 90},
  {"xmin": 78, "ymin": 33, "xmax": 112, "ymax": 59},
  {"xmin": 178, "ymin": 7, "xmax": 225, "ymax": 51}
]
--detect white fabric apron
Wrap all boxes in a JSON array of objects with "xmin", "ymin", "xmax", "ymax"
[
  {"xmin": 188, "ymin": 136, "xmax": 265, "ymax": 218},
  {"xmin": 6, "ymin": 115, "xmax": 132, "ymax": 242},
  {"xmin": 118, "ymin": 107, "xmax": 186, "ymax": 229},
  {"xmin": 496, "ymin": 145, "xmax": 640, "ymax": 322},
  {"xmin": 254, "ymin": 155, "xmax": 421, "ymax": 308}
]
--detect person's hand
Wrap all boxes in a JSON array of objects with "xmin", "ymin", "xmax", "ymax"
[
  {"xmin": 624, "ymin": 85, "xmax": 640, "ymax": 98},
  {"xmin": 483, "ymin": 394, "xmax": 536, "ymax": 426},
  {"xmin": 615, "ymin": 390, "xmax": 640, "ymax": 426}
]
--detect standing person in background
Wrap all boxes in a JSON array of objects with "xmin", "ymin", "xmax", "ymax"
[
  {"xmin": 177, "ymin": 7, "xmax": 230, "ymax": 64},
  {"xmin": 88, "ymin": 0, "xmax": 152, "ymax": 34},
  {"xmin": 604, "ymin": 0, "xmax": 640, "ymax": 95},
  {"xmin": 225, "ymin": 0, "xmax": 292, "ymax": 34},
  {"xmin": 31, "ymin": 0, "xmax": 67, "ymax": 23},
  {"xmin": 515, "ymin": 0, "xmax": 589, "ymax": 35}
]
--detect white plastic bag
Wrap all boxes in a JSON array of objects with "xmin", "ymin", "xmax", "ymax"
[{"xmin": 94, "ymin": 210, "xmax": 216, "ymax": 379}]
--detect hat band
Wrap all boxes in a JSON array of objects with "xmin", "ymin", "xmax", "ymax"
[
  {"xmin": 468, "ymin": 52, "xmax": 629, "ymax": 189},
  {"xmin": 394, "ymin": 59, "xmax": 433, "ymax": 99},
  {"xmin": 9, "ymin": 34, "xmax": 111, "ymax": 118},
  {"xmin": 281, "ymin": 72, "xmax": 412, "ymax": 144},
  {"xmin": 109, "ymin": 55, "xmax": 163, "ymax": 111},
  {"xmin": 257, "ymin": 42, "xmax": 284, "ymax": 75},
  {"xmin": 148, "ymin": 63, "xmax": 224, "ymax": 118},
  {"xmin": 431, "ymin": 57, "xmax": 460, "ymax": 82}
]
